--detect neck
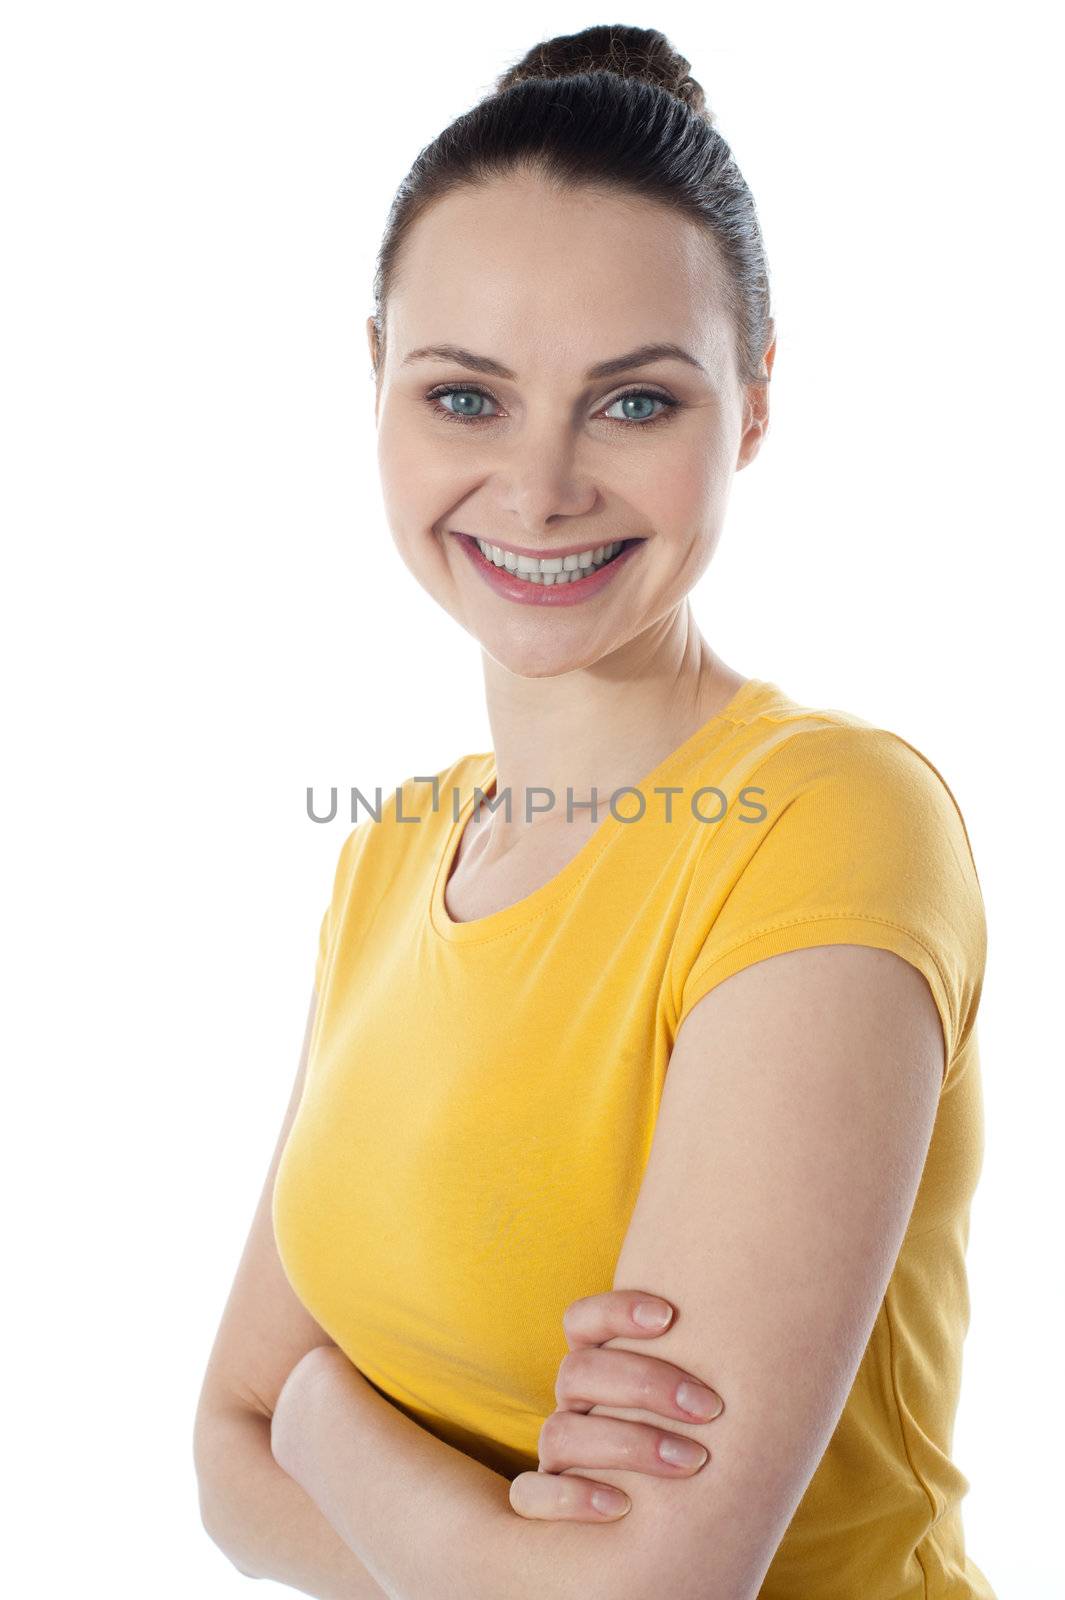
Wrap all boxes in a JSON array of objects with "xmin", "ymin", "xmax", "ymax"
[{"xmin": 474, "ymin": 604, "xmax": 745, "ymax": 849}]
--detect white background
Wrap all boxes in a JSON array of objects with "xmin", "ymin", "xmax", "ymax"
[{"xmin": 3, "ymin": 3, "xmax": 1060, "ymax": 1595}]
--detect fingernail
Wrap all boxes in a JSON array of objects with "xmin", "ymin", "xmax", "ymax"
[
  {"xmin": 676, "ymin": 1381, "xmax": 723, "ymax": 1419},
  {"xmin": 592, "ymin": 1487, "xmax": 631, "ymax": 1517},
  {"xmin": 633, "ymin": 1300, "xmax": 673, "ymax": 1328},
  {"xmin": 658, "ymin": 1437, "xmax": 709, "ymax": 1468}
]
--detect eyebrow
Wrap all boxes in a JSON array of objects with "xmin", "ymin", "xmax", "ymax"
[{"xmin": 400, "ymin": 341, "xmax": 707, "ymax": 381}]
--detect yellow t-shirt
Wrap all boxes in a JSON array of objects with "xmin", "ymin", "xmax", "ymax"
[{"xmin": 273, "ymin": 677, "xmax": 995, "ymax": 1599}]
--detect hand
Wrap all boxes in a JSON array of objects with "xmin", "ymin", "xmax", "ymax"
[{"xmin": 509, "ymin": 1290, "xmax": 724, "ymax": 1523}]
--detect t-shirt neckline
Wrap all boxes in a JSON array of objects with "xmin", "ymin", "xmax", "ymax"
[{"xmin": 428, "ymin": 676, "xmax": 775, "ymax": 946}]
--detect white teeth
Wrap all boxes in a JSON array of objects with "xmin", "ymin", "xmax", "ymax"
[{"xmin": 476, "ymin": 538, "xmax": 626, "ymax": 583}]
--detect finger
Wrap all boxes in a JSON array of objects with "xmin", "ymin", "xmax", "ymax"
[
  {"xmin": 556, "ymin": 1345, "xmax": 725, "ymax": 1423},
  {"xmin": 562, "ymin": 1290, "xmax": 676, "ymax": 1352},
  {"xmin": 538, "ymin": 1408, "xmax": 710, "ymax": 1478},
  {"xmin": 509, "ymin": 1468, "xmax": 631, "ymax": 1522}
]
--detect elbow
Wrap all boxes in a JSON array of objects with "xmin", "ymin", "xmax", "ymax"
[
  {"xmin": 229, "ymin": 1559, "xmax": 263, "ymax": 1582},
  {"xmin": 194, "ymin": 1415, "xmax": 264, "ymax": 1582},
  {"xmin": 198, "ymin": 1489, "xmax": 263, "ymax": 1581}
]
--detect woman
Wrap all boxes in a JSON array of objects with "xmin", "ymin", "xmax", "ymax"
[{"xmin": 194, "ymin": 24, "xmax": 995, "ymax": 1600}]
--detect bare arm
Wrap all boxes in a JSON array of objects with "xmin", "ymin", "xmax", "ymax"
[
  {"xmin": 192, "ymin": 983, "xmax": 389, "ymax": 1597},
  {"xmin": 271, "ymin": 1341, "xmax": 637, "ymax": 1600},
  {"xmin": 269, "ymin": 945, "xmax": 946, "ymax": 1600}
]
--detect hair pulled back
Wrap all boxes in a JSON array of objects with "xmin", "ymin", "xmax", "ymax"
[{"xmin": 371, "ymin": 24, "xmax": 772, "ymax": 386}]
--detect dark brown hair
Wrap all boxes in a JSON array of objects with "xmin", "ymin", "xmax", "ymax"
[{"xmin": 370, "ymin": 24, "xmax": 773, "ymax": 386}]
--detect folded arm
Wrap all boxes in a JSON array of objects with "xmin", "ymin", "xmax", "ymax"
[
  {"xmin": 272, "ymin": 942, "xmax": 945, "ymax": 1600},
  {"xmin": 194, "ymin": 983, "xmax": 390, "ymax": 1596}
]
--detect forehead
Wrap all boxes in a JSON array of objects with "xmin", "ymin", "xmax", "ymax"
[{"xmin": 388, "ymin": 174, "xmax": 735, "ymax": 377}]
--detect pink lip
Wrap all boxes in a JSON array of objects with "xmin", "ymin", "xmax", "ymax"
[{"xmin": 451, "ymin": 532, "xmax": 644, "ymax": 606}]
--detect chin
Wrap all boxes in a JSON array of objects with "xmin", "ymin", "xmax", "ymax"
[{"xmin": 478, "ymin": 628, "xmax": 626, "ymax": 680}]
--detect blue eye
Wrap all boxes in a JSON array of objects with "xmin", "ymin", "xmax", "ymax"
[
  {"xmin": 430, "ymin": 387, "xmax": 502, "ymax": 422},
  {"xmin": 425, "ymin": 384, "xmax": 679, "ymax": 428},
  {"xmin": 602, "ymin": 391, "xmax": 674, "ymax": 424}
]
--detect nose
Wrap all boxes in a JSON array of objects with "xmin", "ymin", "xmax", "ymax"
[{"xmin": 494, "ymin": 424, "xmax": 600, "ymax": 528}]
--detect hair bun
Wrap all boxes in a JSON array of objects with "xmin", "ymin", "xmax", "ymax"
[{"xmin": 495, "ymin": 24, "xmax": 713, "ymax": 122}]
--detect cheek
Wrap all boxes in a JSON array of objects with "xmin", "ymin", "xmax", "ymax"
[
  {"xmin": 374, "ymin": 439, "xmax": 452, "ymax": 580},
  {"xmin": 376, "ymin": 423, "xmax": 434, "ymax": 549},
  {"xmin": 640, "ymin": 436, "xmax": 729, "ymax": 529},
  {"xmin": 375, "ymin": 410, "xmax": 417, "ymax": 497},
  {"xmin": 377, "ymin": 409, "xmax": 466, "ymax": 523}
]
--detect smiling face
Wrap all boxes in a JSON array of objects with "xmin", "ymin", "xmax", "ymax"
[{"xmin": 371, "ymin": 170, "xmax": 773, "ymax": 678}]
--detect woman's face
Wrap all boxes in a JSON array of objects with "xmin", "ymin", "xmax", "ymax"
[{"xmin": 372, "ymin": 172, "xmax": 773, "ymax": 678}]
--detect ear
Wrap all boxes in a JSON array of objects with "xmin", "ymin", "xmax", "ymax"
[
  {"xmin": 366, "ymin": 315, "xmax": 382, "ymax": 421},
  {"xmin": 736, "ymin": 321, "xmax": 775, "ymax": 471},
  {"xmin": 763, "ymin": 319, "xmax": 776, "ymax": 381}
]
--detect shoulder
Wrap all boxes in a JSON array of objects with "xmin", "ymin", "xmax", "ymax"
[
  {"xmin": 683, "ymin": 682, "xmax": 977, "ymax": 855},
  {"xmin": 339, "ymin": 751, "xmax": 484, "ymax": 846},
  {"xmin": 735, "ymin": 701, "xmax": 980, "ymax": 869},
  {"xmin": 674, "ymin": 699, "xmax": 987, "ymax": 1077},
  {"xmin": 326, "ymin": 749, "xmax": 492, "ymax": 885}
]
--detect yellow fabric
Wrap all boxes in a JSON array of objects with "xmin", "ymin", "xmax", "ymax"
[{"xmin": 274, "ymin": 677, "xmax": 995, "ymax": 1598}]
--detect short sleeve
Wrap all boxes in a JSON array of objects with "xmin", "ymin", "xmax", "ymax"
[
  {"xmin": 673, "ymin": 724, "xmax": 987, "ymax": 1087},
  {"xmin": 311, "ymin": 821, "xmax": 372, "ymax": 999}
]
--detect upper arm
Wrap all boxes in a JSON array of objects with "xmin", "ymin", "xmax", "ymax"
[
  {"xmin": 570, "ymin": 943, "xmax": 944, "ymax": 1600},
  {"xmin": 194, "ymin": 984, "xmax": 336, "ymax": 1444}
]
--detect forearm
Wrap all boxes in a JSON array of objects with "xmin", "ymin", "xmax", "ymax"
[
  {"xmin": 197, "ymin": 1404, "xmax": 390, "ymax": 1598},
  {"xmin": 277, "ymin": 1349, "xmax": 646, "ymax": 1600}
]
